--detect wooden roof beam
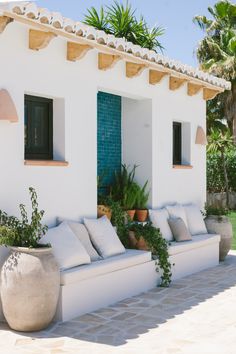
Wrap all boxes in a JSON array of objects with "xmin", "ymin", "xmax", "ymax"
[
  {"xmin": 149, "ymin": 70, "xmax": 168, "ymax": 85},
  {"xmin": 98, "ymin": 53, "xmax": 121, "ymax": 70},
  {"xmin": 67, "ymin": 42, "xmax": 92, "ymax": 61},
  {"xmin": 188, "ymin": 82, "xmax": 203, "ymax": 96},
  {"xmin": 203, "ymin": 88, "xmax": 221, "ymax": 100},
  {"xmin": 169, "ymin": 76, "xmax": 186, "ymax": 91},
  {"xmin": 0, "ymin": 16, "xmax": 13, "ymax": 34},
  {"xmin": 126, "ymin": 62, "xmax": 147, "ymax": 78},
  {"xmin": 29, "ymin": 29, "xmax": 56, "ymax": 51}
]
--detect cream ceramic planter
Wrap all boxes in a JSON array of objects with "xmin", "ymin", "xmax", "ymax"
[
  {"xmin": 205, "ymin": 216, "xmax": 233, "ymax": 261},
  {"xmin": 1, "ymin": 247, "xmax": 60, "ymax": 332}
]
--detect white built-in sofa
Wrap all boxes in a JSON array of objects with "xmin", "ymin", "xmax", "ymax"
[{"xmin": 0, "ymin": 203, "xmax": 220, "ymax": 323}]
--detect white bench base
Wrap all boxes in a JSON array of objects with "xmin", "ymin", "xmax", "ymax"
[
  {"xmin": 169, "ymin": 234, "xmax": 220, "ymax": 281},
  {"xmin": 55, "ymin": 258, "xmax": 158, "ymax": 322}
]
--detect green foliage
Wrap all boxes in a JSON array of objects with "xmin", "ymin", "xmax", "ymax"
[
  {"xmin": 204, "ymin": 204, "xmax": 230, "ymax": 217},
  {"xmin": 111, "ymin": 164, "xmax": 139, "ymax": 210},
  {"xmin": 207, "ymin": 128, "xmax": 233, "ymax": 154},
  {"xmin": 207, "ymin": 149, "xmax": 236, "ymax": 192},
  {"xmin": 0, "ymin": 188, "xmax": 48, "ymax": 248},
  {"xmin": 135, "ymin": 181, "xmax": 149, "ymax": 209},
  {"xmin": 84, "ymin": 1, "xmax": 164, "ymax": 52},
  {"xmin": 193, "ymin": 1, "xmax": 236, "ymax": 133},
  {"xmin": 128, "ymin": 222, "xmax": 172, "ymax": 287}
]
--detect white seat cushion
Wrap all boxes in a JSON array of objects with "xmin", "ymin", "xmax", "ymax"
[
  {"xmin": 165, "ymin": 204, "xmax": 188, "ymax": 227},
  {"xmin": 41, "ymin": 222, "xmax": 91, "ymax": 270},
  {"xmin": 168, "ymin": 234, "xmax": 220, "ymax": 256},
  {"xmin": 184, "ymin": 204, "xmax": 207, "ymax": 235},
  {"xmin": 60, "ymin": 249, "xmax": 152, "ymax": 285},
  {"xmin": 149, "ymin": 208, "xmax": 173, "ymax": 241},
  {"xmin": 84, "ymin": 216, "xmax": 125, "ymax": 258}
]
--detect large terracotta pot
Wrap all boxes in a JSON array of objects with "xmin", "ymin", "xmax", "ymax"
[
  {"xmin": 129, "ymin": 231, "xmax": 149, "ymax": 251},
  {"xmin": 1, "ymin": 247, "xmax": 60, "ymax": 332},
  {"xmin": 205, "ymin": 215, "xmax": 233, "ymax": 261}
]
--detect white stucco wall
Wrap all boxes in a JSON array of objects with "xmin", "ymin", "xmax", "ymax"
[{"xmin": 0, "ymin": 21, "xmax": 206, "ymax": 226}]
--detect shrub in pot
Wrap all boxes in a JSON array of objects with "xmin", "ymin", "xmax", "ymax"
[
  {"xmin": 204, "ymin": 205, "xmax": 233, "ymax": 261},
  {"xmin": 135, "ymin": 181, "xmax": 149, "ymax": 222},
  {"xmin": 0, "ymin": 188, "xmax": 60, "ymax": 332}
]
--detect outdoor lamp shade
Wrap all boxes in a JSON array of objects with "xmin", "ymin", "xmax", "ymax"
[
  {"xmin": 195, "ymin": 126, "xmax": 207, "ymax": 145},
  {"xmin": 0, "ymin": 89, "xmax": 18, "ymax": 122}
]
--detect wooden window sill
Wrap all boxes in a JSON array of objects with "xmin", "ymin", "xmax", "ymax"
[
  {"xmin": 24, "ymin": 160, "xmax": 69, "ymax": 167},
  {"xmin": 173, "ymin": 165, "xmax": 193, "ymax": 169}
]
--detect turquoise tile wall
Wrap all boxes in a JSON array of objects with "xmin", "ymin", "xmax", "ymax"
[{"xmin": 97, "ymin": 92, "xmax": 121, "ymax": 195}]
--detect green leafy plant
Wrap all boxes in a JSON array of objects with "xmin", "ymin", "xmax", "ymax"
[
  {"xmin": 207, "ymin": 128, "xmax": 234, "ymax": 207},
  {"xmin": 204, "ymin": 204, "xmax": 230, "ymax": 217},
  {"xmin": 128, "ymin": 222, "xmax": 172, "ymax": 287},
  {"xmin": 193, "ymin": 0, "xmax": 236, "ymax": 138},
  {"xmin": 0, "ymin": 187, "xmax": 48, "ymax": 248},
  {"xmin": 84, "ymin": 1, "xmax": 164, "ymax": 52},
  {"xmin": 135, "ymin": 181, "xmax": 149, "ymax": 210},
  {"xmin": 111, "ymin": 164, "xmax": 139, "ymax": 209}
]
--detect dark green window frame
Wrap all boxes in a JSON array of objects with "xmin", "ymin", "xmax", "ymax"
[
  {"xmin": 173, "ymin": 122, "xmax": 182, "ymax": 165},
  {"xmin": 25, "ymin": 95, "xmax": 53, "ymax": 160}
]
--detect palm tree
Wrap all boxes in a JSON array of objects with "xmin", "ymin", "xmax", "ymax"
[
  {"xmin": 207, "ymin": 128, "xmax": 234, "ymax": 207},
  {"xmin": 83, "ymin": 1, "xmax": 164, "ymax": 52},
  {"xmin": 194, "ymin": 0, "xmax": 236, "ymax": 139}
]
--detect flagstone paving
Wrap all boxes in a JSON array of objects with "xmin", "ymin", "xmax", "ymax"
[{"xmin": 1, "ymin": 251, "xmax": 236, "ymax": 354}]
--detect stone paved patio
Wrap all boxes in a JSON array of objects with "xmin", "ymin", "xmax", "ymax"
[{"xmin": 1, "ymin": 251, "xmax": 236, "ymax": 354}]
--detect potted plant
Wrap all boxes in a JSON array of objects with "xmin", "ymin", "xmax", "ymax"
[
  {"xmin": 127, "ymin": 222, "xmax": 172, "ymax": 287},
  {"xmin": 135, "ymin": 181, "xmax": 149, "ymax": 222},
  {"xmin": 111, "ymin": 164, "xmax": 139, "ymax": 221},
  {"xmin": 0, "ymin": 187, "xmax": 60, "ymax": 332},
  {"xmin": 204, "ymin": 205, "xmax": 233, "ymax": 261}
]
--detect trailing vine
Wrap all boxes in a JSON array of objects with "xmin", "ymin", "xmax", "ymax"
[{"xmin": 128, "ymin": 222, "xmax": 172, "ymax": 287}]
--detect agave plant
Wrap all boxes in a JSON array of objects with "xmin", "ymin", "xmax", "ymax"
[{"xmin": 83, "ymin": 1, "xmax": 164, "ymax": 52}]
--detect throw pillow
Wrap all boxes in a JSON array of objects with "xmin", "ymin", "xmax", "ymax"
[
  {"xmin": 165, "ymin": 204, "xmax": 188, "ymax": 227},
  {"xmin": 184, "ymin": 204, "xmax": 207, "ymax": 235},
  {"xmin": 84, "ymin": 216, "xmax": 126, "ymax": 258},
  {"xmin": 41, "ymin": 222, "xmax": 91, "ymax": 270},
  {"xmin": 57, "ymin": 218, "xmax": 101, "ymax": 261},
  {"xmin": 168, "ymin": 217, "xmax": 192, "ymax": 242},
  {"xmin": 149, "ymin": 208, "xmax": 173, "ymax": 241}
]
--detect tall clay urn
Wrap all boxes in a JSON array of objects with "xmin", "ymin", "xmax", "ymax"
[
  {"xmin": 205, "ymin": 215, "xmax": 233, "ymax": 261},
  {"xmin": 1, "ymin": 247, "xmax": 60, "ymax": 332}
]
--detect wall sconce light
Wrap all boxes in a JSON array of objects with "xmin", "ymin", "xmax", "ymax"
[
  {"xmin": 0, "ymin": 89, "xmax": 18, "ymax": 123},
  {"xmin": 195, "ymin": 126, "xmax": 207, "ymax": 145}
]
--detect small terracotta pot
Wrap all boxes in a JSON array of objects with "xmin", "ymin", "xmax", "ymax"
[
  {"xmin": 128, "ymin": 231, "xmax": 149, "ymax": 251},
  {"xmin": 97, "ymin": 205, "xmax": 112, "ymax": 220},
  {"xmin": 126, "ymin": 210, "xmax": 136, "ymax": 221},
  {"xmin": 136, "ymin": 209, "xmax": 148, "ymax": 222}
]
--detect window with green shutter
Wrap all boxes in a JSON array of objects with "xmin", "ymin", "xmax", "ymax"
[
  {"xmin": 25, "ymin": 95, "xmax": 53, "ymax": 160},
  {"xmin": 173, "ymin": 122, "xmax": 182, "ymax": 165}
]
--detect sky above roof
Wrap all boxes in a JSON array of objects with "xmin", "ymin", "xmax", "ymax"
[{"xmin": 36, "ymin": 0, "xmax": 216, "ymax": 67}]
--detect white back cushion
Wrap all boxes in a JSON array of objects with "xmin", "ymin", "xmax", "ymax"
[
  {"xmin": 84, "ymin": 216, "xmax": 126, "ymax": 258},
  {"xmin": 184, "ymin": 204, "xmax": 207, "ymax": 235},
  {"xmin": 165, "ymin": 204, "xmax": 188, "ymax": 227},
  {"xmin": 149, "ymin": 208, "xmax": 173, "ymax": 241},
  {"xmin": 42, "ymin": 222, "xmax": 91, "ymax": 270},
  {"xmin": 57, "ymin": 218, "xmax": 101, "ymax": 261}
]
